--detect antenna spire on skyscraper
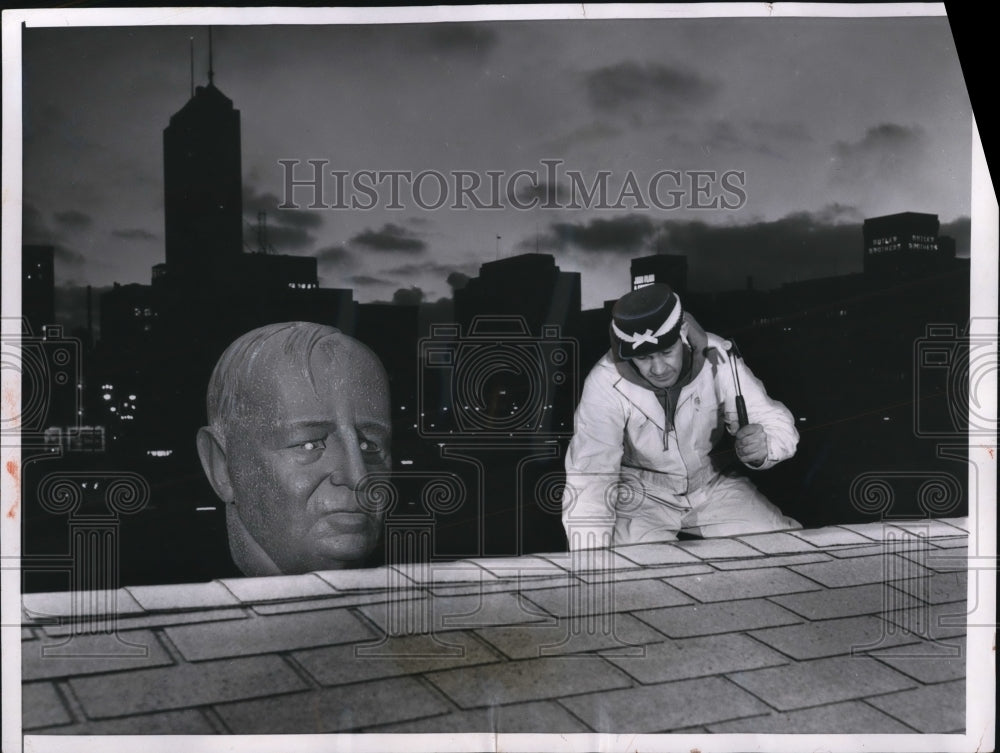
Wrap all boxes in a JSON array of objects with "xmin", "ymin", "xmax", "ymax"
[{"xmin": 208, "ymin": 27, "xmax": 214, "ymax": 85}]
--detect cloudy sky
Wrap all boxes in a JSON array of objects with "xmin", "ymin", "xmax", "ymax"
[{"xmin": 20, "ymin": 11, "xmax": 973, "ymax": 312}]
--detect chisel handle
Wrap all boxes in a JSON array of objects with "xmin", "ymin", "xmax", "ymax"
[{"xmin": 735, "ymin": 395, "xmax": 749, "ymax": 428}]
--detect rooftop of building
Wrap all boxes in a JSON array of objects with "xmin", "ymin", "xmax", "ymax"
[
  {"xmin": 168, "ymin": 82, "xmax": 237, "ymax": 123},
  {"xmin": 20, "ymin": 517, "xmax": 971, "ymax": 741},
  {"xmin": 862, "ymin": 211, "xmax": 941, "ymax": 229}
]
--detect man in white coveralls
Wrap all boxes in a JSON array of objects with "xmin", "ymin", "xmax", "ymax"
[{"xmin": 562, "ymin": 283, "xmax": 801, "ymax": 550}]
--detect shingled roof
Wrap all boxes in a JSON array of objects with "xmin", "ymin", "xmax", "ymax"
[{"xmin": 21, "ymin": 518, "xmax": 971, "ymax": 739}]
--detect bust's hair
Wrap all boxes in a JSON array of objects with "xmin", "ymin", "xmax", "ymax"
[{"xmin": 206, "ymin": 322, "xmax": 354, "ymax": 437}]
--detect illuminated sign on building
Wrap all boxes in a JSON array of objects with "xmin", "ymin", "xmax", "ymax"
[{"xmin": 862, "ymin": 212, "xmax": 952, "ymax": 277}]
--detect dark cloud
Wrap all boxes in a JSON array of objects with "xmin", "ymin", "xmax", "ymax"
[
  {"xmin": 391, "ymin": 287, "xmax": 425, "ymax": 306},
  {"xmin": 23, "ymin": 204, "xmax": 86, "ymax": 267},
  {"xmin": 351, "ymin": 223, "xmax": 426, "ymax": 253},
  {"xmin": 585, "ymin": 61, "xmax": 718, "ymax": 113},
  {"xmin": 347, "ymin": 274, "xmax": 393, "ymax": 286},
  {"xmin": 262, "ymin": 225, "xmax": 314, "ymax": 251},
  {"xmin": 549, "ymin": 215, "xmax": 657, "ymax": 253},
  {"xmin": 811, "ymin": 203, "xmax": 863, "ymax": 224},
  {"xmin": 243, "ymin": 186, "xmax": 322, "ymax": 226},
  {"xmin": 384, "ymin": 260, "xmax": 479, "ymax": 278},
  {"xmin": 526, "ymin": 210, "xmax": 875, "ymax": 291},
  {"xmin": 384, "ymin": 262, "xmax": 429, "ymax": 276},
  {"xmin": 112, "ymin": 228, "xmax": 157, "ymax": 241},
  {"xmin": 423, "ymin": 24, "xmax": 497, "ymax": 56},
  {"xmin": 273, "ymin": 208, "xmax": 323, "ymax": 228},
  {"xmin": 655, "ymin": 213, "xmax": 864, "ymax": 290},
  {"xmin": 314, "ymin": 245, "xmax": 352, "ymax": 264},
  {"xmin": 363, "ymin": 264, "xmax": 475, "ymax": 301},
  {"xmin": 830, "ymin": 123, "xmax": 925, "ymax": 184},
  {"xmin": 242, "ymin": 184, "xmax": 323, "ymax": 252},
  {"xmin": 54, "ymin": 209, "xmax": 92, "ymax": 229},
  {"xmin": 52, "ymin": 245, "xmax": 87, "ymax": 266},
  {"xmin": 23, "ymin": 203, "xmax": 55, "ymax": 243},
  {"xmin": 940, "ymin": 216, "xmax": 971, "ymax": 257},
  {"xmin": 447, "ymin": 271, "xmax": 470, "ymax": 291}
]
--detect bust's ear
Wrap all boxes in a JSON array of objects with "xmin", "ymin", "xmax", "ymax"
[{"xmin": 197, "ymin": 427, "xmax": 234, "ymax": 503}]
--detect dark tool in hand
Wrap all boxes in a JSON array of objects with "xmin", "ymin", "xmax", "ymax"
[{"xmin": 726, "ymin": 339, "xmax": 749, "ymax": 428}]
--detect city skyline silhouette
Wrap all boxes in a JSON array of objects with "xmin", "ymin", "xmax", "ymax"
[
  {"xmin": 16, "ymin": 14, "xmax": 977, "ymax": 588},
  {"xmin": 21, "ymin": 19, "xmax": 973, "ymax": 323}
]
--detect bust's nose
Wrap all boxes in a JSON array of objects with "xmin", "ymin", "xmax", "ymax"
[{"xmin": 324, "ymin": 431, "xmax": 368, "ymax": 490}]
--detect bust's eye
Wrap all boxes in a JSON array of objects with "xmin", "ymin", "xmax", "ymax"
[
  {"xmin": 298, "ymin": 439, "xmax": 325, "ymax": 452},
  {"xmin": 358, "ymin": 437, "xmax": 385, "ymax": 463}
]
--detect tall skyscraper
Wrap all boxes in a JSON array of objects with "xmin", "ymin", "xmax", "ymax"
[{"xmin": 162, "ymin": 74, "xmax": 243, "ymax": 283}]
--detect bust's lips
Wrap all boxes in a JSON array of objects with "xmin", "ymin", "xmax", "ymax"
[{"xmin": 310, "ymin": 511, "xmax": 375, "ymax": 537}]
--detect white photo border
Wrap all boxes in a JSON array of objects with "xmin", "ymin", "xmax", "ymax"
[{"xmin": 2, "ymin": 4, "xmax": 995, "ymax": 753}]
